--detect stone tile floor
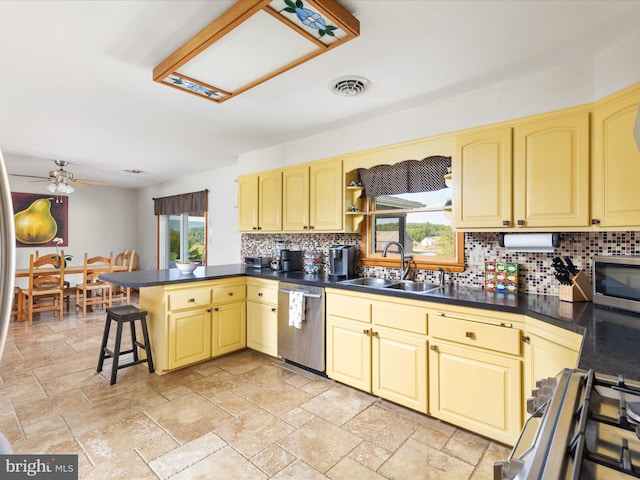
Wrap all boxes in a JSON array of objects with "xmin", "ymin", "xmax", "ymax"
[{"xmin": 0, "ymin": 302, "xmax": 510, "ymax": 479}]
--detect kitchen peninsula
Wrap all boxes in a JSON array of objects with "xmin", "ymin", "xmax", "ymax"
[{"xmin": 102, "ymin": 265, "xmax": 640, "ymax": 379}]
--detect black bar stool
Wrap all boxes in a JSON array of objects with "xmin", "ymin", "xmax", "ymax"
[{"xmin": 97, "ymin": 305, "xmax": 154, "ymax": 385}]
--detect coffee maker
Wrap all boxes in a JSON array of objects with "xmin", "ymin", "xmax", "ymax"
[{"xmin": 328, "ymin": 245, "xmax": 356, "ymax": 279}]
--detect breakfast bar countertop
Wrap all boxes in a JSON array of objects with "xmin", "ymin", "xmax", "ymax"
[{"xmin": 101, "ymin": 264, "xmax": 640, "ymax": 380}]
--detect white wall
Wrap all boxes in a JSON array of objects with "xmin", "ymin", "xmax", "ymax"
[
  {"xmin": 132, "ymin": 32, "xmax": 640, "ymax": 268},
  {"xmin": 9, "ymin": 176, "xmax": 137, "ymax": 286},
  {"xmin": 136, "ymin": 163, "xmax": 241, "ymax": 270}
]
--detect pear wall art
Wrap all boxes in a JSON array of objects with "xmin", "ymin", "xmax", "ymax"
[{"xmin": 11, "ymin": 192, "xmax": 69, "ymax": 248}]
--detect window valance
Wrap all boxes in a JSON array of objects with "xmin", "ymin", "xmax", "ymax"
[
  {"xmin": 357, "ymin": 156, "xmax": 451, "ymax": 197},
  {"xmin": 153, "ymin": 190, "xmax": 208, "ymax": 215}
]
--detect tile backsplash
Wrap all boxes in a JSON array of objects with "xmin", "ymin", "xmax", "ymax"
[{"xmin": 241, "ymin": 231, "xmax": 640, "ymax": 296}]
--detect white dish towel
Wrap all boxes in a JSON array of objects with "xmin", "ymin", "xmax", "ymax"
[{"xmin": 288, "ymin": 291, "xmax": 305, "ymax": 329}]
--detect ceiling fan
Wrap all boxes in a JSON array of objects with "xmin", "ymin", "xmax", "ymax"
[{"xmin": 12, "ymin": 160, "xmax": 106, "ymax": 193}]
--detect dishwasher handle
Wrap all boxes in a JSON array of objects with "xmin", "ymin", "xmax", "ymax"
[{"xmin": 278, "ymin": 288, "xmax": 322, "ymax": 299}]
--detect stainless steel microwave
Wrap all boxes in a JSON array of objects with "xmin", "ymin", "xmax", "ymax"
[{"xmin": 593, "ymin": 255, "xmax": 640, "ymax": 313}]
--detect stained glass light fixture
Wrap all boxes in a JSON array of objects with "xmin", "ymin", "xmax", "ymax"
[{"xmin": 153, "ymin": 0, "xmax": 359, "ymax": 103}]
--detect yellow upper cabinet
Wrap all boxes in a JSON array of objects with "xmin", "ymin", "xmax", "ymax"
[
  {"xmin": 592, "ymin": 83, "xmax": 640, "ymax": 228},
  {"xmin": 237, "ymin": 171, "xmax": 282, "ymax": 232},
  {"xmin": 282, "ymin": 165, "xmax": 310, "ymax": 231},
  {"xmin": 237, "ymin": 174, "xmax": 258, "ymax": 232},
  {"xmin": 453, "ymin": 108, "xmax": 590, "ymax": 230},
  {"xmin": 513, "ymin": 109, "xmax": 590, "ymax": 228},
  {"xmin": 282, "ymin": 159, "xmax": 343, "ymax": 232},
  {"xmin": 454, "ymin": 126, "xmax": 513, "ymax": 228},
  {"xmin": 310, "ymin": 159, "xmax": 343, "ymax": 231}
]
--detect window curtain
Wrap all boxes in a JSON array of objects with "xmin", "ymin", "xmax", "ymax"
[
  {"xmin": 153, "ymin": 190, "xmax": 208, "ymax": 215},
  {"xmin": 357, "ymin": 156, "xmax": 451, "ymax": 197}
]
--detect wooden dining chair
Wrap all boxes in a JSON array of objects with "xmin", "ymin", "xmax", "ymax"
[
  {"xmin": 111, "ymin": 249, "xmax": 135, "ymax": 305},
  {"xmin": 11, "ymin": 287, "xmax": 23, "ymax": 321},
  {"xmin": 22, "ymin": 253, "xmax": 65, "ymax": 325},
  {"xmin": 35, "ymin": 250, "xmax": 73, "ymax": 311},
  {"xmin": 75, "ymin": 252, "xmax": 114, "ymax": 317}
]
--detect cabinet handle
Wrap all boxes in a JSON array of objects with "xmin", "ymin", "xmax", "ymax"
[
  {"xmin": 363, "ymin": 329, "xmax": 370, "ymax": 336},
  {"xmin": 591, "ymin": 218, "xmax": 601, "ymax": 225},
  {"xmin": 257, "ymin": 226, "xmax": 262, "ymax": 230},
  {"xmin": 258, "ymin": 292, "xmax": 263, "ymax": 297},
  {"xmin": 188, "ymin": 298, "xmax": 195, "ymax": 303},
  {"xmin": 309, "ymin": 225, "xmax": 314, "ymax": 230},
  {"xmin": 228, "ymin": 292, "xmax": 233, "ymax": 296},
  {"xmin": 271, "ymin": 307, "xmax": 276, "ymax": 313},
  {"xmin": 430, "ymin": 345, "xmax": 438, "ymax": 352},
  {"xmin": 207, "ymin": 308, "xmax": 212, "ymax": 313},
  {"xmin": 502, "ymin": 220, "xmax": 510, "ymax": 226},
  {"xmin": 517, "ymin": 220, "xmax": 524, "ymax": 226},
  {"xmin": 372, "ymin": 331, "xmax": 379, "ymax": 337},
  {"xmin": 252, "ymin": 227, "xmax": 257, "ymax": 231},
  {"xmin": 522, "ymin": 335, "xmax": 530, "ymax": 344},
  {"xmin": 214, "ymin": 307, "xmax": 219, "ymax": 312},
  {"xmin": 465, "ymin": 331, "xmax": 475, "ymax": 339},
  {"xmin": 303, "ymin": 226, "xmax": 309, "ymax": 230}
]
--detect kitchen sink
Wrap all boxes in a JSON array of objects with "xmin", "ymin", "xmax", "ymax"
[
  {"xmin": 339, "ymin": 277, "xmax": 400, "ymax": 288},
  {"xmin": 383, "ymin": 280, "xmax": 442, "ymax": 293}
]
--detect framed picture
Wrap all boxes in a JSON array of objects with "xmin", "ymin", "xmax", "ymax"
[{"xmin": 11, "ymin": 192, "xmax": 69, "ymax": 248}]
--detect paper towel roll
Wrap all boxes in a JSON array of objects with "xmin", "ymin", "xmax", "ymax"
[{"xmin": 498, "ymin": 233, "xmax": 559, "ymax": 253}]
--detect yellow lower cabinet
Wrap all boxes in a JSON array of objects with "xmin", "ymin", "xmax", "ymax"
[
  {"xmin": 168, "ymin": 307, "xmax": 212, "ymax": 370},
  {"xmin": 372, "ymin": 327, "xmax": 427, "ymax": 413},
  {"xmin": 246, "ymin": 301, "xmax": 278, "ymax": 357},
  {"xmin": 326, "ymin": 314, "xmax": 372, "ymax": 392},
  {"xmin": 212, "ymin": 302, "xmax": 246, "ymax": 357},
  {"xmin": 429, "ymin": 341, "xmax": 522, "ymax": 446}
]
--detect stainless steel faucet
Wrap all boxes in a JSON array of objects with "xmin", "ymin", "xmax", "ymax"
[
  {"xmin": 438, "ymin": 267, "xmax": 446, "ymax": 288},
  {"xmin": 382, "ymin": 241, "xmax": 412, "ymax": 280}
]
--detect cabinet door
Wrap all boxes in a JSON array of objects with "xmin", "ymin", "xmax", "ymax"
[
  {"xmin": 523, "ymin": 332, "xmax": 579, "ymax": 393},
  {"xmin": 237, "ymin": 174, "xmax": 258, "ymax": 232},
  {"xmin": 592, "ymin": 86, "xmax": 640, "ymax": 227},
  {"xmin": 212, "ymin": 302, "xmax": 246, "ymax": 357},
  {"xmin": 282, "ymin": 165, "xmax": 310, "ymax": 231},
  {"xmin": 372, "ymin": 327, "xmax": 427, "ymax": 413},
  {"xmin": 513, "ymin": 112, "xmax": 589, "ymax": 227},
  {"xmin": 309, "ymin": 159, "xmax": 343, "ymax": 231},
  {"xmin": 169, "ymin": 308, "xmax": 212, "ymax": 369},
  {"xmin": 246, "ymin": 301, "xmax": 278, "ymax": 357},
  {"xmin": 454, "ymin": 127, "xmax": 513, "ymax": 228},
  {"xmin": 326, "ymin": 315, "xmax": 371, "ymax": 391},
  {"xmin": 429, "ymin": 341, "xmax": 522, "ymax": 446},
  {"xmin": 259, "ymin": 171, "xmax": 282, "ymax": 232}
]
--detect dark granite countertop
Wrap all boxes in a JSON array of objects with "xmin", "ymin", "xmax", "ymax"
[{"xmin": 101, "ymin": 265, "xmax": 640, "ymax": 379}]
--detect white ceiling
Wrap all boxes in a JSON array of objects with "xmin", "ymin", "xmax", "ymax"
[{"xmin": 1, "ymin": 0, "xmax": 639, "ymax": 188}]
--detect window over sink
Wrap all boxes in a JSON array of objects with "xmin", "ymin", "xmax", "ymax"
[{"xmin": 358, "ymin": 157, "xmax": 464, "ymax": 272}]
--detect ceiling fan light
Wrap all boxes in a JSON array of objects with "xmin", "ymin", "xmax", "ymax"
[
  {"xmin": 46, "ymin": 182, "xmax": 57, "ymax": 193},
  {"xmin": 63, "ymin": 184, "xmax": 75, "ymax": 194}
]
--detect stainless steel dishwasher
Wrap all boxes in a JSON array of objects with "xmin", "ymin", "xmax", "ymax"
[{"xmin": 277, "ymin": 282, "xmax": 325, "ymax": 374}]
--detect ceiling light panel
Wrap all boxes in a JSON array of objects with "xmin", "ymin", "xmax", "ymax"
[{"xmin": 153, "ymin": 0, "xmax": 359, "ymax": 103}]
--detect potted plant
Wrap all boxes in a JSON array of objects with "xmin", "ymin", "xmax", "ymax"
[{"xmin": 53, "ymin": 237, "xmax": 73, "ymax": 267}]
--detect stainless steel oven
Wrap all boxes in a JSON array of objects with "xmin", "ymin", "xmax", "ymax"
[{"xmin": 495, "ymin": 368, "xmax": 640, "ymax": 479}]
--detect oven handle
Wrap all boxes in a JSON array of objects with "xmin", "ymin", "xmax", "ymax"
[{"xmin": 278, "ymin": 288, "xmax": 322, "ymax": 299}]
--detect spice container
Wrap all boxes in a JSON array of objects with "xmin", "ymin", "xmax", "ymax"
[{"xmin": 304, "ymin": 248, "xmax": 323, "ymax": 274}]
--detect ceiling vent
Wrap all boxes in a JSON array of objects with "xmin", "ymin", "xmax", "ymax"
[{"xmin": 331, "ymin": 76, "xmax": 369, "ymax": 97}]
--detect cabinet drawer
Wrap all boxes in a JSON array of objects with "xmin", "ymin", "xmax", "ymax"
[
  {"xmin": 326, "ymin": 293, "xmax": 371, "ymax": 323},
  {"xmin": 247, "ymin": 284, "xmax": 278, "ymax": 304},
  {"xmin": 168, "ymin": 288, "xmax": 211, "ymax": 311},
  {"xmin": 372, "ymin": 302, "xmax": 427, "ymax": 335},
  {"xmin": 212, "ymin": 284, "xmax": 246, "ymax": 304},
  {"xmin": 430, "ymin": 314, "xmax": 521, "ymax": 355}
]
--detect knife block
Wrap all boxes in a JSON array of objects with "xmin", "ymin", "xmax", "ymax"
[{"xmin": 559, "ymin": 271, "xmax": 593, "ymax": 303}]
